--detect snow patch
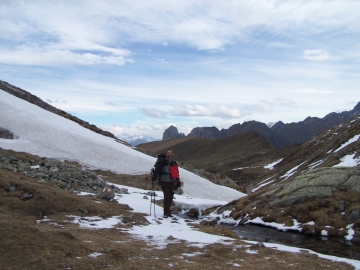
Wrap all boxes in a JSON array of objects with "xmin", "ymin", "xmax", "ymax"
[
  {"xmin": 334, "ymin": 154, "xmax": 360, "ymax": 167},
  {"xmin": 334, "ymin": 134, "xmax": 360, "ymax": 153},
  {"xmin": 263, "ymin": 159, "xmax": 283, "ymax": 170}
]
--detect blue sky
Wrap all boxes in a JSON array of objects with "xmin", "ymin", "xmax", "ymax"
[{"xmin": 1, "ymin": 0, "xmax": 359, "ymax": 139}]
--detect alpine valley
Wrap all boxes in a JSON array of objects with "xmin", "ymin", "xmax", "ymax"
[{"xmin": 1, "ymin": 80, "xmax": 360, "ymax": 269}]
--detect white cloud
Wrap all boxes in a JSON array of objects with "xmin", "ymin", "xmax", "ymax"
[
  {"xmin": 303, "ymin": 49, "xmax": 330, "ymax": 61},
  {"xmin": 267, "ymin": 42, "xmax": 293, "ymax": 48},
  {"xmin": 260, "ymin": 98, "xmax": 297, "ymax": 108},
  {"xmin": 46, "ymin": 99, "xmax": 69, "ymax": 104},
  {"xmin": 0, "ymin": 45, "xmax": 132, "ymax": 66},
  {"xmin": 141, "ymin": 108, "xmax": 167, "ymax": 118},
  {"xmin": 170, "ymin": 100, "xmax": 301, "ymax": 120},
  {"xmin": 102, "ymin": 123, "xmax": 175, "ymax": 138},
  {"xmin": 153, "ymin": 58, "xmax": 169, "ymax": 64},
  {"xmin": 293, "ymin": 88, "xmax": 333, "ymax": 94},
  {"xmin": 171, "ymin": 104, "xmax": 245, "ymax": 119},
  {"xmin": 105, "ymin": 101, "xmax": 116, "ymax": 106},
  {"xmin": 1, "ymin": 0, "xmax": 360, "ymax": 65}
]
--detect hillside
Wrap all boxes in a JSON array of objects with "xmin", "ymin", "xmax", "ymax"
[
  {"xmin": 139, "ymin": 131, "xmax": 276, "ymax": 172},
  {"xmin": 0, "ymin": 90, "xmax": 243, "ymax": 201},
  {"xmin": 0, "ymin": 80, "xmax": 129, "ymax": 146},
  {"xmin": 138, "ymin": 131, "xmax": 286, "ymax": 190},
  {"xmin": 215, "ymin": 114, "xmax": 360, "ymax": 242},
  {"xmin": 138, "ymin": 131, "xmax": 279, "ymax": 193},
  {"xmin": 137, "ymin": 136, "xmax": 195, "ymax": 154}
]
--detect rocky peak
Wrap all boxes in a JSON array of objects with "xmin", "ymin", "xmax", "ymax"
[
  {"xmin": 187, "ymin": 126, "xmax": 219, "ymax": 139},
  {"xmin": 271, "ymin": 121, "xmax": 285, "ymax": 130},
  {"xmin": 162, "ymin": 125, "xmax": 186, "ymax": 140},
  {"xmin": 352, "ymin": 101, "xmax": 360, "ymax": 114}
]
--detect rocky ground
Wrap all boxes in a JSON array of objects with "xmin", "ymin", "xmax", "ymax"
[
  {"xmin": 0, "ymin": 147, "xmax": 357, "ymax": 269},
  {"xmin": 218, "ymin": 166, "xmax": 360, "ymax": 240}
]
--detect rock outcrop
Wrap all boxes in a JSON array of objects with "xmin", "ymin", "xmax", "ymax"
[
  {"xmin": 0, "ymin": 128, "xmax": 13, "ymax": 139},
  {"xmin": 265, "ymin": 167, "xmax": 360, "ymax": 208},
  {"xmin": 221, "ymin": 166, "xmax": 360, "ymax": 240},
  {"xmin": 187, "ymin": 126, "xmax": 219, "ymax": 139},
  {"xmin": 162, "ymin": 125, "xmax": 186, "ymax": 140}
]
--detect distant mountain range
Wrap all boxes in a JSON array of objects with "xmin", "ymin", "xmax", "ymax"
[
  {"xmin": 117, "ymin": 134, "xmax": 159, "ymax": 146},
  {"xmin": 163, "ymin": 102, "xmax": 360, "ymax": 148}
]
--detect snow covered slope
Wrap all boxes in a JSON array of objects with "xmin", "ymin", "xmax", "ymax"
[{"xmin": 0, "ymin": 91, "xmax": 245, "ymax": 201}]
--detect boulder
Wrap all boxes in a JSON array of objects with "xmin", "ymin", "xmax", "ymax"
[
  {"xmin": 0, "ymin": 127, "xmax": 14, "ymax": 139},
  {"xmin": 184, "ymin": 208, "xmax": 199, "ymax": 218},
  {"xmin": 347, "ymin": 209, "xmax": 360, "ymax": 223},
  {"xmin": 269, "ymin": 167, "xmax": 360, "ymax": 207}
]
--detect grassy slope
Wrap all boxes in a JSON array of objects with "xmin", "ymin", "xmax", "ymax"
[{"xmin": 0, "ymin": 166, "xmax": 354, "ymax": 269}]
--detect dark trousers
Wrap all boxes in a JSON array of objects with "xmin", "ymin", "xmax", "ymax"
[{"xmin": 160, "ymin": 181, "xmax": 174, "ymax": 215}]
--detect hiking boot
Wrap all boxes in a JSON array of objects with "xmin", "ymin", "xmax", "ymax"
[{"xmin": 163, "ymin": 214, "xmax": 174, "ymax": 218}]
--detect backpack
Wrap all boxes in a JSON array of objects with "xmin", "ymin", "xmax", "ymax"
[
  {"xmin": 150, "ymin": 154, "xmax": 166, "ymax": 184},
  {"xmin": 169, "ymin": 161, "xmax": 179, "ymax": 179}
]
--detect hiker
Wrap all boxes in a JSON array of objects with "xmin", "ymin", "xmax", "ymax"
[{"xmin": 152, "ymin": 148, "xmax": 180, "ymax": 218}]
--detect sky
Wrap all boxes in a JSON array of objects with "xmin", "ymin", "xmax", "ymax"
[{"xmin": 1, "ymin": 0, "xmax": 360, "ymax": 139}]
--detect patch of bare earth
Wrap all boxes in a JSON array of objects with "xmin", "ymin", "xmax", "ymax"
[{"xmin": 0, "ymin": 169, "xmax": 354, "ymax": 269}]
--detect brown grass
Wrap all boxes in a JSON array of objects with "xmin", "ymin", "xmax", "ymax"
[{"xmin": 93, "ymin": 169, "xmax": 163, "ymax": 191}]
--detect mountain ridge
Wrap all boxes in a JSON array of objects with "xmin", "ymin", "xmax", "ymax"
[{"xmin": 162, "ymin": 102, "xmax": 360, "ymax": 149}]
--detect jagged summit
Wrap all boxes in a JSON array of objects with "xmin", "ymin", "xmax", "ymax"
[
  {"xmin": 187, "ymin": 126, "xmax": 219, "ymax": 139},
  {"xmin": 162, "ymin": 125, "xmax": 186, "ymax": 140}
]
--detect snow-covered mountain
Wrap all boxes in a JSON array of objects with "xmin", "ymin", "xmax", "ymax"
[
  {"xmin": 0, "ymin": 91, "xmax": 244, "ymax": 201},
  {"xmin": 117, "ymin": 133, "xmax": 159, "ymax": 146}
]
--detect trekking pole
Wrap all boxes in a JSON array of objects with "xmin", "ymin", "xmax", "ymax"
[
  {"xmin": 150, "ymin": 182, "xmax": 153, "ymax": 216},
  {"xmin": 149, "ymin": 187, "xmax": 152, "ymax": 216},
  {"xmin": 152, "ymin": 181, "xmax": 156, "ymax": 217}
]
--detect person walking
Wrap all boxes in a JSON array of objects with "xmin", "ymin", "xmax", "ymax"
[{"xmin": 152, "ymin": 148, "xmax": 180, "ymax": 218}]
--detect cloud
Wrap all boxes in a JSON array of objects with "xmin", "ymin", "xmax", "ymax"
[
  {"xmin": 105, "ymin": 101, "xmax": 116, "ymax": 106},
  {"xmin": 102, "ymin": 123, "xmax": 173, "ymax": 138},
  {"xmin": 141, "ymin": 108, "xmax": 167, "ymax": 118},
  {"xmin": 46, "ymin": 99, "xmax": 69, "ymax": 104},
  {"xmin": 153, "ymin": 58, "xmax": 169, "ymax": 64},
  {"xmin": 171, "ymin": 104, "xmax": 245, "ymax": 119},
  {"xmin": 2, "ymin": 0, "xmax": 359, "ymax": 61},
  {"xmin": 293, "ymin": 88, "xmax": 333, "ymax": 94},
  {"xmin": 260, "ymin": 98, "xmax": 297, "ymax": 107},
  {"xmin": 0, "ymin": 45, "xmax": 133, "ymax": 66},
  {"xmin": 303, "ymin": 49, "xmax": 330, "ymax": 61},
  {"xmin": 267, "ymin": 42, "xmax": 293, "ymax": 48}
]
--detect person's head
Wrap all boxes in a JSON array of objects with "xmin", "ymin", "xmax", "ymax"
[{"xmin": 165, "ymin": 148, "xmax": 173, "ymax": 160}]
